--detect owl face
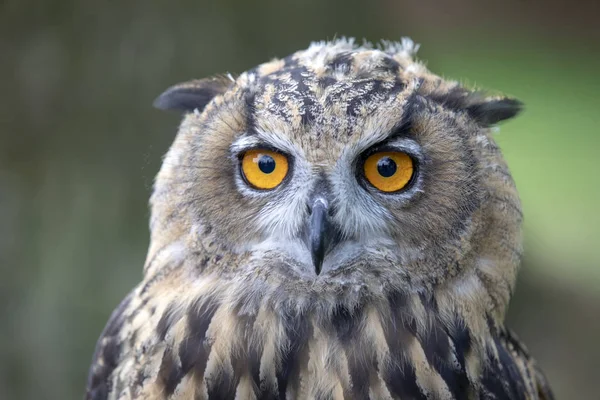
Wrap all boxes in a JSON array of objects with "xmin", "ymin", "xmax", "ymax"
[{"xmin": 152, "ymin": 39, "xmax": 522, "ymax": 295}]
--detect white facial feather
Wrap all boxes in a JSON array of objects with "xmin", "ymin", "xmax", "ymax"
[{"xmin": 232, "ymin": 125, "xmax": 427, "ymax": 276}]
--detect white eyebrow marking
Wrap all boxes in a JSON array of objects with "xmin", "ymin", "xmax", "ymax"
[
  {"xmin": 229, "ymin": 130, "xmax": 306, "ymax": 162},
  {"xmin": 230, "ymin": 135, "xmax": 262, "ymax": 153}
]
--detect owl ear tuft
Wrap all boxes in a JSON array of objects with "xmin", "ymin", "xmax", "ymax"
[
  {"xmin": 153, "ymin": 75, "xmax": 233, "ymax": 113},
  {"xmin": 427, "ymin": 88, "xmax": 523, "ymax": 127},
  {"xmin": 465, "ymin": 97, "xmax": 523, "ymax": 126}
]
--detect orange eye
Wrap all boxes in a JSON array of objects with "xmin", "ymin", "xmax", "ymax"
[
  {"xmin": 363, "ymin": 151, "xmax": 414, "ymax": 192},
  {"xmin": 241, "ymin": 149, "xmax": 289, "ymax": 190}
]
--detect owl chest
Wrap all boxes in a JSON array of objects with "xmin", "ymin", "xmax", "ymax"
[{"xmin": 125, "ymin": 300, "xmax": 479, "ymax": 400}]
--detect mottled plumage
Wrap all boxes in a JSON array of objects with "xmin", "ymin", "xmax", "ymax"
[{"xmin": 86, "ymin": 38, "xmax": 553, "ymax": 400}]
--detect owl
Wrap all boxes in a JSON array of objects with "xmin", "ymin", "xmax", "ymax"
[{"xmin": 86, "ymin": 38, "xmax": 554, "ymax": 400}]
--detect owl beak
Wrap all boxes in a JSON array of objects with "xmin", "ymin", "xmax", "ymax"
[{"xmin": 305, "ymin": 197, "xmax": 331, "ymax": 275}]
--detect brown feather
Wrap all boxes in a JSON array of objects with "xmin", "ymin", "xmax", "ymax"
[{"xmin": 86, "ymin": 38, "xmax": 552, "ymax": 400}]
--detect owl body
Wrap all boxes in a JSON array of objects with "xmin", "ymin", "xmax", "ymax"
[{"xmin": 86, "ymin": 39, "xmax": 553, "ymax": 400}]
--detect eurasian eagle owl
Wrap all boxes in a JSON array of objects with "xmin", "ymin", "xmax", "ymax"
[{"xmin": 86, "ymin": 38, "xmax": 553, "ymax": 400}]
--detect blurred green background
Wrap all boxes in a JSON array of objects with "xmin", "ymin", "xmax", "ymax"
[{"xmin": 1, "ymin": 0, "xmax": 598, "ymax": 399}]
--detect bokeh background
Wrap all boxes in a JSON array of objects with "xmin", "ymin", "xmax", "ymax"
[{"xmin": 1, "ymin": 0, "xmax": 599, "ymax": 399}]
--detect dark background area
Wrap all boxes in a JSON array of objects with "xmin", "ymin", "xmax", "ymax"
[{"xmin": 1, "ymin": 1, "xmax": 599, "ymax": 399}]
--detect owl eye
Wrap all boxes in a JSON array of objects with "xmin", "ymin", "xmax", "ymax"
[
  {"xmin": 363, "ymin": 151, "xmax": 415, "ymax": 192},
  {"xmin": 241, "ymin": 149, "xmax": 289, "ymax": 190}
]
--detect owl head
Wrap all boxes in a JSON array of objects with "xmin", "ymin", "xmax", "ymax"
[{"xmin": 148, "ymin": 38, "xmax": 522, "ymax": 322}]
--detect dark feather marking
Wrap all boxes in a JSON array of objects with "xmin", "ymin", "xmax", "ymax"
[
  {"xmin": 481, "ymin": 369, "xmax": 512, "ymax": 400},
  {"xmin": 495, "ymin": 336, "xmax": 528, "ymax": 400},
  {"xmin": 501, "ymin": 330, "xmax": 538, "ymax": 393},
  {"xmin": 318, "ymin": 76, "xmax": 338, "ymax": 88},
  {"xmin": 481, "ymin": 327, "xmax": 530, "ymax": 400},
  {"xmin": 158, "ymin": 300, "xmax": 219, "ymax": 395},
  {"xmin": 245, "ymin": 317, "xmax": 277, "ymax": 399},
  {"xmin": 155, "ymin": 299, "xmax": 219, "ymax": 396},
  {"xmin": 382, "ymin": 291, "xmax": 427, "ymax": 400},
  {"xmin": 330, "ymin": 304, "xmax": 371, "ymax": 399},
  {"xmin": 158, "ymin": 347, "xmax": 183, "ymax": 395},
  {"xmin": 133, "ymin": 368, "xmax": 148, "ymax": 393},
  {"xmin": 345, "ymin": 80, "xmax": 381, "ymax": 117},
  {"xmin": 388, "ymin": 291, "xmax": 418, "ymax": 336},
  {"xmin": 331, "ymin": 304, "xmax": 358, "ymax": 342},
  {"xmin": 327, "ymin": 52, "xmax": 354, "ymax": 72},
  {"xmin": 425, "ymin": 87, "xmax": 472, "ymax": 113},
  {"xmin": 188, "ymin": 300, "xmax": 239, "ymax": 399},
  {"xmin": 122, "ymin": 297, "xmax": 150, "ymax": 326},
  {"xmin": 248, "ymin": 345, "xmax": 262, "ymax": 394},
  {"xmin": 415, "ymin": 294, "xmax": 471, "ymax": 398},
  {"xmin": 229, "ymin": 352, "xmax": 250, "ymax": 399},
  {"xmin": 353, "ymin": 55, "xmax": 401, "ymax": 80},
  {"xmin": 256, "ymin": 391, "xmax": 279, "ymax": 400},
  {"xmin": 156, "ymin": 304, "xmax": 182, "ymax": 341},
  {"xmin": 380, "ymin": 84, "xmax": 422, "ymax": 143},
  {"xmin": 378, "ymin": 56, "xmax": 401, "ymax": 74},
  {"xmin": 99, "ymin": 338, "xmax": 121, "ymax": 384},
  {"xmin": 344, "ymin": 349, "xmax": 371, "ymax": 400},
  {"xmin": 85, "ymin": 293, "xmax": 133, "ymax": 400},
  {"xmin": 352, "ymin": 78, "xmax": 406, "ymax": 118},
  {"xmin": 244, "ymin": 89, "xmax": 257, "ymax": 135},
  {"xmin": 447, "ymin": 318, "xmax": 472, "ymax": 377},
  {"xmin": 229, "ymin": 299, "xmax": 265, "ymax": 399},
  {"xmin": 384, "ymin": 359, "xmax": 424, "ymax": 400},
  {"xmin": 276, "ymin": 308, "xmax": 312, "ymax": 399},
  {"xmin": 425, "ymin": 86, "xmax": 522, "ymax": 126},
  {"xmin": 435, "ymin": 356, "xmax": 471, "ymax": 399},
  {"xmin": 467, "ymin": 98, "xmax": 522, "ymax": 126},
  {"xmin": 206, "ymin": 368, "xmax": 239, "ymax": 400},
  {"xmin": 153, "ymin": 77, "xmax": 231, "ymax": 113},
  {"xmin": 250, "ymin": 347, "xmax": 280, "ymax": 400},
  {"xmin": 179, "ymin": 300, "xmax": 219, "ymax": 385},
  {"xmin": 418, "ymin": 291, "xmax": 436, "ymax": 312},
  {"xmin": 422, "ymin": 323, "xmax": 471, "ymax": 399},
  {"xmin": 282, "ymin": 65, "xmax": 320, "ymax": 124},
  {"xmin": 87, "ymin": 383, "xmax": 108, "ymax": 400}
]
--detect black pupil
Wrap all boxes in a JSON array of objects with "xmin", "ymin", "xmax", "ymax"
[
  {"xmin": 258, "ymin": 154, "xmax": 276, "ymax": 174},
  {"xmin": 377, "ymin": 157, "xmax": 397, "ymax": 178}
]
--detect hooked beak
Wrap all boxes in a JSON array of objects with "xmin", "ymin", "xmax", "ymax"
[{"xmin": 304, "ymin": 197, "xmax": 332, "ymax": 275}]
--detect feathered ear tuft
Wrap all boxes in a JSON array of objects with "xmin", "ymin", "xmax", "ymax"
[
  {"xmin": 153, "ymin": 75, "xmax": 233, "ymax": 113},
  {"xmin": 465, "ymin": 97, "xmax": 523, "ymax": 126},
  {"xmin": 427, "ymin": 87, "xmax": 523, "ymax": 127}
]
